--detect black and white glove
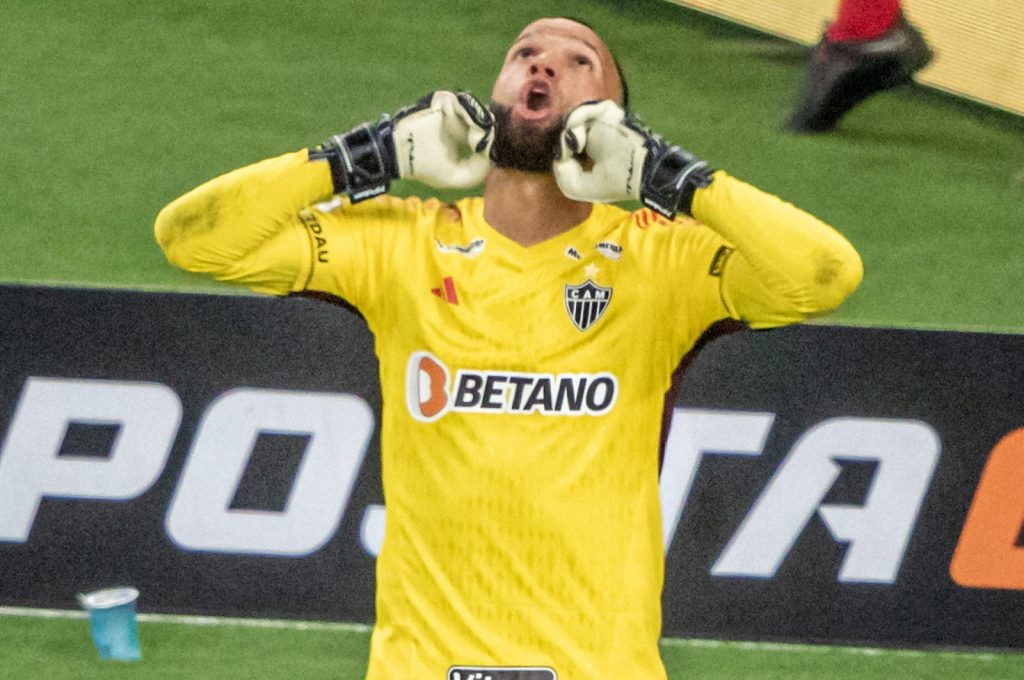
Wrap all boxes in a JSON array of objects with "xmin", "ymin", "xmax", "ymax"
[
  {"xmin": 311, "ymin": 91, "xmax": 494, "ymax": 202},
  {"xmin": 553, "ymin": 100, "xmax": 714, "ymax": 219}
]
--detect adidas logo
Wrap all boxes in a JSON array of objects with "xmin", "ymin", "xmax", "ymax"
[{"xmin": 431, "ymin": 276, "xmax": 459, "ymax": 305}]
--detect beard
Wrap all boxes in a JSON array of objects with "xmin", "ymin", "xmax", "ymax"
[{"xmin": 488, "ymin": 104, "xmax": 564, "ymax": 174}]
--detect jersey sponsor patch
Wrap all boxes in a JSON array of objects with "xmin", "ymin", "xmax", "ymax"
[
  {"xmin": 708, "ymin": 245, "xmax": 734, "ymax": 277},
  {"xmin": 435, "ymin": 237, "xmax": 486, "ymax": 258},
  {"xmin": 448, "ymin": 666, "xmax": 557, "ymax": 680},
  {"xmin": 564, "ymin": 279, "xmax": 612, "ymax": 331},
  {"xmin": 596, "ymin": 241, "xmax": 623, "ymax": 260},
  {"xmin": 298, "ymin": 209, "xmax": 330, "ymax": 264},
  {"xmin": 406, "ymin": 352, "xmax": 618, "ymax": 422}
]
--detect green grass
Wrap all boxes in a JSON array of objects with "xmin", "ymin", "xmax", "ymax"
[
  {"xmin": 3, "ymin": 614, "xmax": 368, "ymax": 680},
  {"xmin": 4, "ymin": 613, "xmax": 1023, "ymax": 679},
  {"xmin": 3, "ymin": 0, "xmax": 1023, "ymax": 330}
]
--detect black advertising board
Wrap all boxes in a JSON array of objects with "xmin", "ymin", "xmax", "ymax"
[
  {"xmin": 0, "ymin": 285, "xmax": 383, "ymax": 623},
  {"xmin": 0, "ymin": 285, "xmax": 1022, "ymax": 648},
  {"xmin": 661, "ymin": 326, "xmax": 1024, "ymax": 648}
]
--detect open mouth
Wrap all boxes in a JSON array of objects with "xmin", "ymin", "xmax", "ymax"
[
  {"xmin": 518, "ymin": 81, "xmax": 553, "ymax": 119},
  {"xmin": 526, "ymin": 89, "xmax": 549, "ymax": 111}
]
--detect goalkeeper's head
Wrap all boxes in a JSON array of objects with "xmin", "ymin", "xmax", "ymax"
[{"xmin": 489, "ymin": 17, "xmax": 628, "ymax": 173}]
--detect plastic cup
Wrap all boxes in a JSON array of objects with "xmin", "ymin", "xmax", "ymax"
[{"xmin": 77, "ymin": 587, "xmax": 141, "ymax": 661}]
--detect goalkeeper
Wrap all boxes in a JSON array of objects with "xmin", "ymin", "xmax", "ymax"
[{"xmin": 156, "ymin": 17, "xmax": 862, "ymax": 680}]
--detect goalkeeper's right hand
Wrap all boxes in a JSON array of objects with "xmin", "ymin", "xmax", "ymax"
[{"xmin": 310, "ymin": 91, "xmax": 494, "ymax": 203}]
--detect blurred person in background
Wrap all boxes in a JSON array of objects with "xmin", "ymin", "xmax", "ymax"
[
  {"xmin": 787, "ymin": 0, "xmax": 933, "ymax": 132},
  {"xmin": 156, "ymin": 16, "xmax": 862, "ymax": 680}
]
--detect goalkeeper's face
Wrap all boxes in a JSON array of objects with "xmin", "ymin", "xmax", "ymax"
[{"xmin": 490, "ymin": 18, "xmax": 623, "ymax": 173}]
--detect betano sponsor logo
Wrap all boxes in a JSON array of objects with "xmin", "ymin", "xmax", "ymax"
[
  {"xmin": 2, "ymin": 376, "xmax": 1023, "ymax": 592},
  {"xmin": 405, "ymin": 351, "xmax": 618, "ymax": 422}
]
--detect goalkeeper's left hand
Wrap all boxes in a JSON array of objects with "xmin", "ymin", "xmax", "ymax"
[
  {"xmin": 313, "ymin": 91, "xmax": 494, "ymax": 203},
  {"xmin": 553, "ymin": 100, "xmax": 714, "ymax": 220}
]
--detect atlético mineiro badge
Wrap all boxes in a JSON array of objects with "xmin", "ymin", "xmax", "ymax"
[{"xmin": 564, "ymin": 279, "xmax": 612, "ymax": 331}]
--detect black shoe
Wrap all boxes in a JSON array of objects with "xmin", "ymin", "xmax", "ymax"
[{"xmin": 785, "ymin": 14, "xmax": 933, "ymax": 133}]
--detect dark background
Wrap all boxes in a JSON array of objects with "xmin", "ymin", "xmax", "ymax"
[{"xmin": 1, "ymin": 285, "xmax": 1022, "ymax": 648}]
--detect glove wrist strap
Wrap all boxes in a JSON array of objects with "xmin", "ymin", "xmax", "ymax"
[
  {"xmin": 310, "ymin": 117, "xmax": 399, "ymax": 203},
  {"xmin": 641, "ymin": 144, "xmax": 714, "ymax": 220}
]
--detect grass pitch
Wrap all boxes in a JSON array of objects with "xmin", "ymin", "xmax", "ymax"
[
  {"xmin": 3, "ymin": 612, "xmax": 1022, "ymax": 680},
  {"xmin": 2, "ymin": 0, "xmax": 1023, "ymax": 331}
]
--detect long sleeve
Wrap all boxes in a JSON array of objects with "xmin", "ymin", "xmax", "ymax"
[
  {"xmin": 154, "ymin": 150, "xmax": 335, "ymax": 295},
  {"xmin": 692, "ymin": 171, "xmax": 863, "ymax": 328}
]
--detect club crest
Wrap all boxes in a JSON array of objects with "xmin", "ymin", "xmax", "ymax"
[{"xmin": 564, "ymin": 279, "xmax": 612, "ymax": 331}]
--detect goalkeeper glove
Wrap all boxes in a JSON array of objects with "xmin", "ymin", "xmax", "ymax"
[
  {"xmin": 311, "ymin": 91, "xmax": 494, "ymax": 203},
  {"xmin": 553, "ymin": 100, "xmax": 714, "ymax": 220}
]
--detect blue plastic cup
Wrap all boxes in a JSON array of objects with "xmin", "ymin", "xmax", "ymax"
[{"xmin": 77, "ymin": 587, "xmax": 141, "ymax": 661}]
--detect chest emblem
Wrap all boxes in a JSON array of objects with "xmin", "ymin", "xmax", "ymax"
[{"xmin": 564, "ymin": 279, "xmax": 612, "ymax": 331}]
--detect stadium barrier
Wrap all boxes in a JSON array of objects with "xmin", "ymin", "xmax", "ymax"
[
  {"xmin": 670, "ymin": 0, "xmax": 1024, "ymax": 117},
  {"xmin": 1, "ymin": 284, "xmax": 1022, "ymax": 649}
]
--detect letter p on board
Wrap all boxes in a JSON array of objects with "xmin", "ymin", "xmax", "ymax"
[{"xmin": 0, "ymin": 378, "xmax": 181, "ymax": 542}]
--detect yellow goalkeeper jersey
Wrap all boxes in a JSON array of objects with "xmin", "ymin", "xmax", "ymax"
[{"xmin": 156, "ymin": 150, "xmax": 862, "ymax": 680}]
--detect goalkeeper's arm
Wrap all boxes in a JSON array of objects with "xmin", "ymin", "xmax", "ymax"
[
  {"xmin": 155, "ymin": 149, "xmax": 331, "ymax": 294},
  {"xmin": 553, "ymin": 100, "xmax": 863, "ymax": 327},
  {"xmin": 155, "ymin": 91, "xmax": 493, "ymax": 294},
  {"xmin": 690, "ymin": 172, "xmax": 863, "ymax": 328}
]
